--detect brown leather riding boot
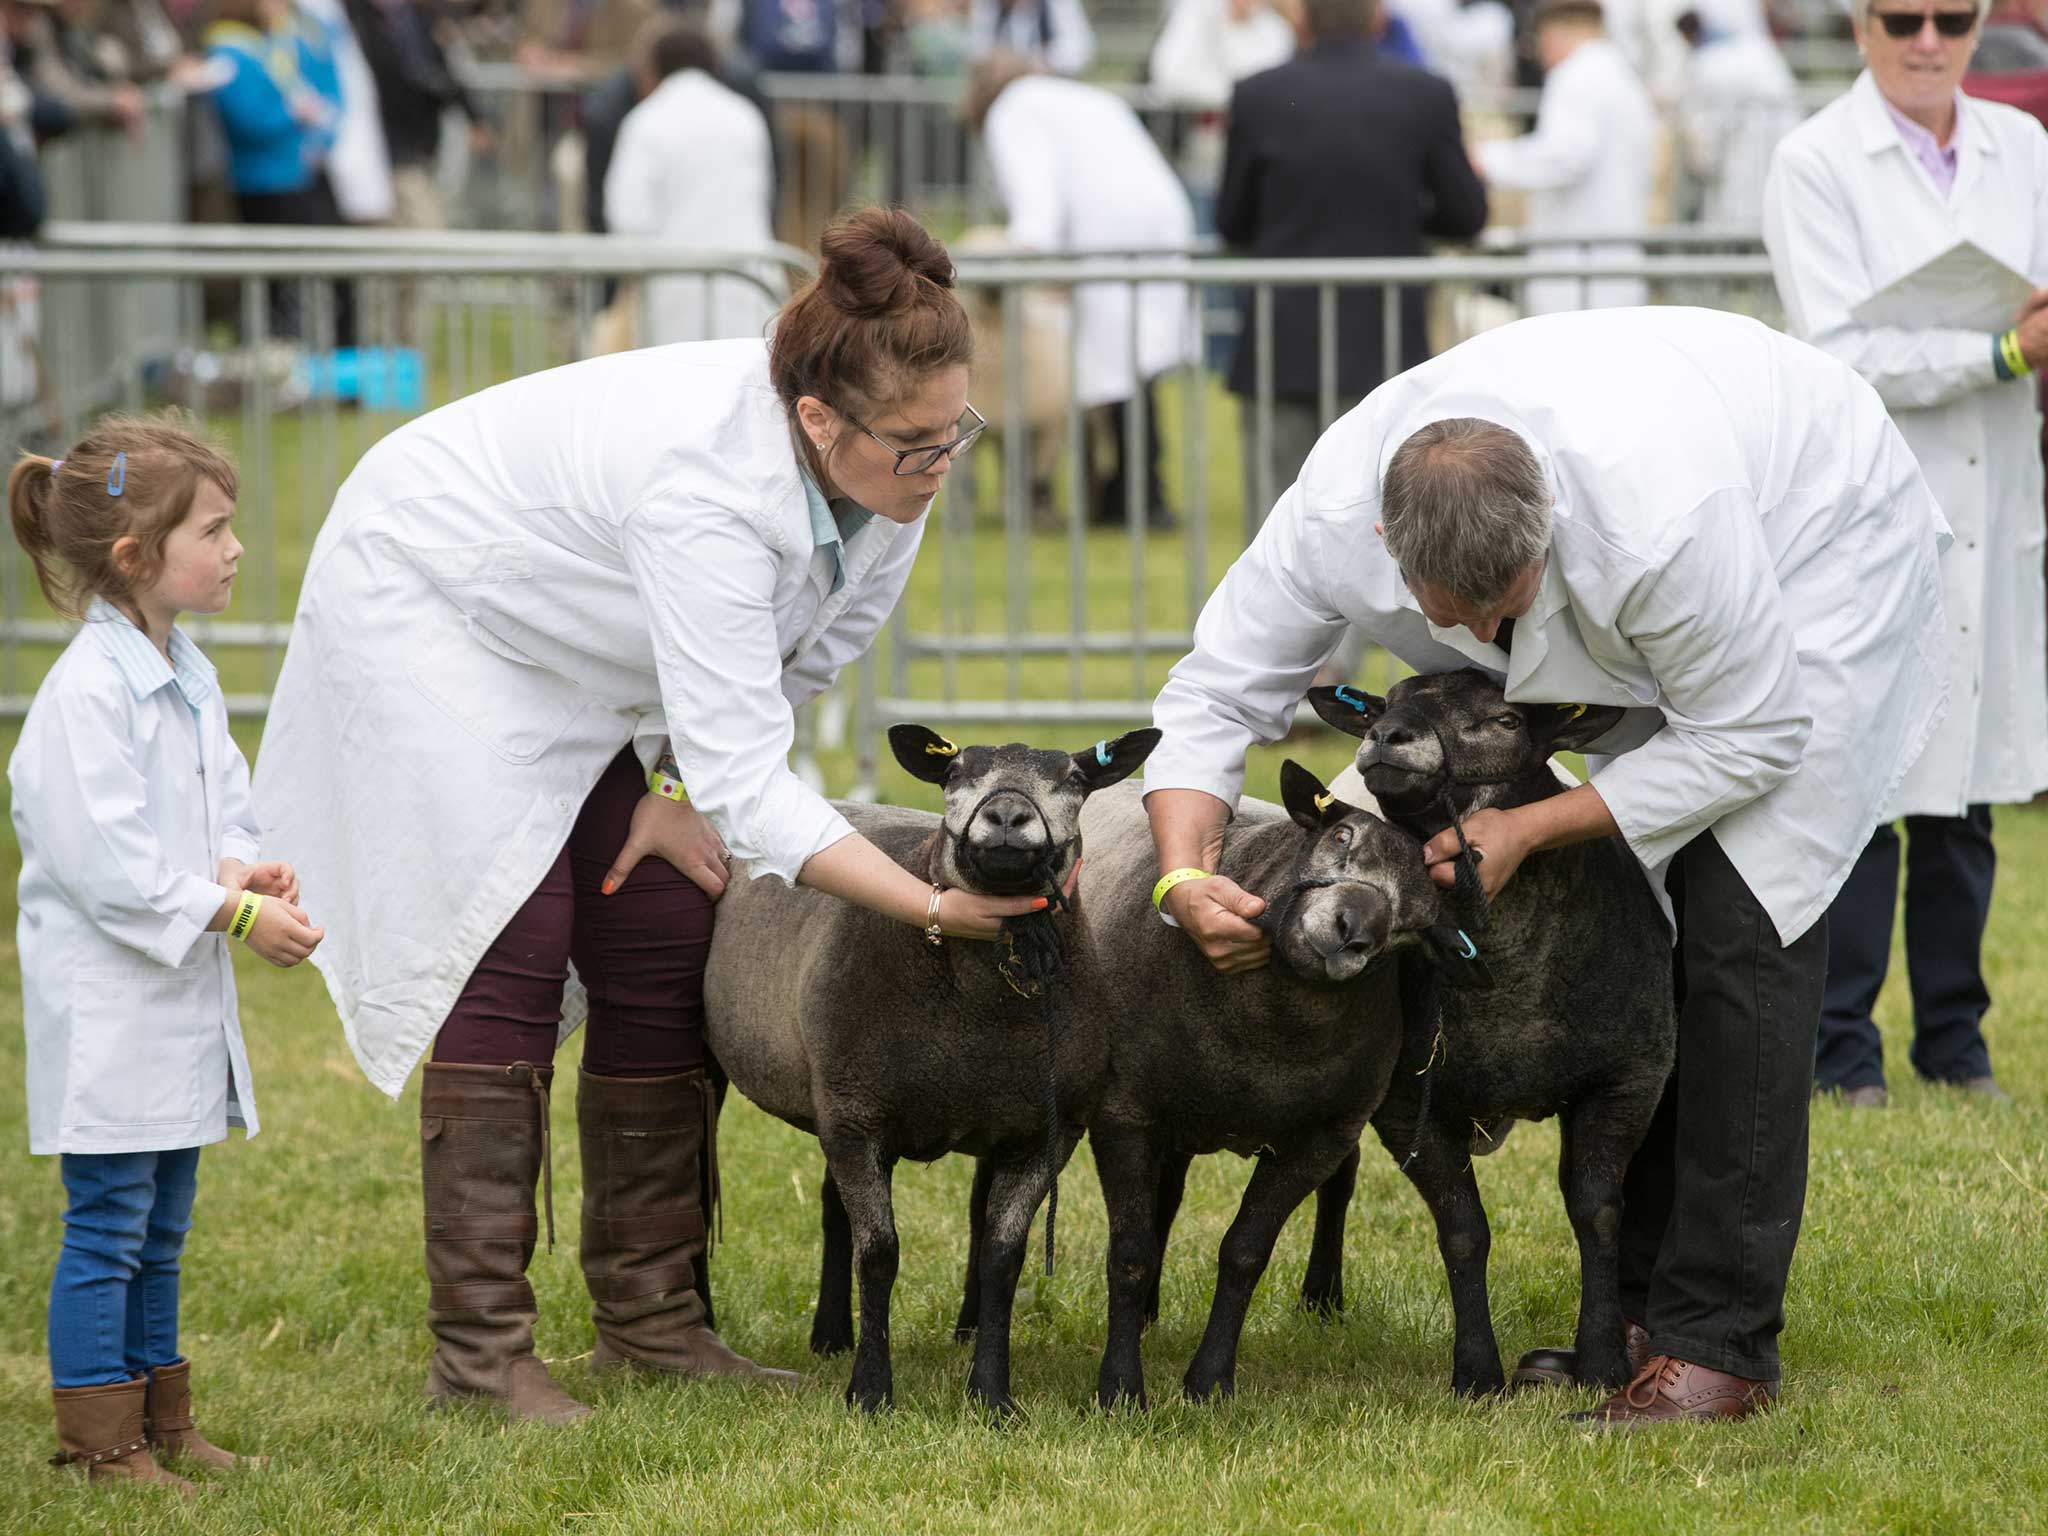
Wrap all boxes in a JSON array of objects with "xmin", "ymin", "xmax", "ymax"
[
  {"xmin": 1572, "ymin": 1354, "xmax": 1778, "ymax": 1429},
  {"xmin": 577, "ymin": 1068, "xmax": 801, "ymax": 1386},
  {"xmin": 1510, "ymin": 1318, "xmax": 1652, "ymax": 1389},
  {"xmin": 421, "ymin": 1061, "xmax": 591, "ymax": 1425},
  {"xmin": 144, "ymin": 1359, "xmax": 266, "ymax": 1470},
  {"xmin": 51, "ymin": 1377, "xmax": 195, "ymax": 1495}
]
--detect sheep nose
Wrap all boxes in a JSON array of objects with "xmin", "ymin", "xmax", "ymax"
[
  {"xmin": 975, "ymin": 793, "xmax": 1045, "ymax": 848},
  {"xmin": 1368, "ymin": 718, "xmax": 1419, "ymax": 749}
]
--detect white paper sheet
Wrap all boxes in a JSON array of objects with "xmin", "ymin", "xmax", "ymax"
[{"xmin": 1851, "ymin": 240, "xmax": 2037, "ymax": 333}]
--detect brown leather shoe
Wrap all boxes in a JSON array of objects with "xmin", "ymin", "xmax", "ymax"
[
  {"xmin": 1959, "ymin": 1076, "xmax": 2011, "ymax": 1103},
  {"xmin": 144, "ymin": 1360, "xmax": 266, "ymax": 1470},
  {"xmin": 51, "ymin": 1377, "xmax": 196, "ymax": 1495},
  {"xmin": 578, "ymin": 1069, "xmax": 802, "ymax": 1388},
  {"xmin": 1840, "ymin": 1084, "xmax": 1889, "ymax": 1108},
  {"xmin": 1572, "ymin": 1355, "xmax": 1777, "ymax": 1429},
  {"xmin": 1511, "ymin": 1318, "xmax": 1651, "ymax": 1389}
]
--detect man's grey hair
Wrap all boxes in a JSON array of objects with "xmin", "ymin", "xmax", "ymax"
[
  {"xmin": 1849, "ymin": 0, "xmax": 1988, "ymax": 31},
  {"xmin": 1380, "ymin": 418, "xmax": 1552, "ymax": 606}
]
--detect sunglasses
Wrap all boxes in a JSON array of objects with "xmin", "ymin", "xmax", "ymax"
[
  {"xmin": 1870, "ymin": 9, "xmax": 1979, "ymax": 37},
  {"xmin": 841, "ymin": 403, "xmax": 988, "ymax": 476}
]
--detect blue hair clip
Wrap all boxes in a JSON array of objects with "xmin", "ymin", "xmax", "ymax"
[
  {"xmin": 1094, "ymin": 740, "xmax": 1112, "ymax": 767},
  {"xmin": 106, "ymin": 453, "xmax": 125, "ymax": 498},
  {"xmin": 1333, "ymin": 685, "xmax": 1370, "ymax": 713},
  {"xmin": 49, "ymin": 459, "xmax": 62, "ymax": 473},
  {"xmin": 1456, "ymin": 929, "xmax": 1479, "ymax": 960}
]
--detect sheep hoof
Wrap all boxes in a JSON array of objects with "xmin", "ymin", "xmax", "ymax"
[
  {"xmin": 809, "ymin": 1324, "xmax": 854, "ymax": 1358},
  {"xmin": 1298, "ymin": 1281, "xmax": 1344, "ymax": 1319},
  {"xmin": 968, "ymin": 1385, "xmax": 1017, "ymax": 1421},
  {"xmin": 1182, "ymin": 1371, "xmax": 1235, "ymax": 1404},
  {"xmin": 1451, "ymin": 1369, "xmax": 1508, "ymax": 1399},
  {"xmin": 844, "ymin": 1377, "xmax": 892, "ymax": 1414},
  {"xmin": 952, "ymin": 1321, "xmax": 979, "ymax": 1345},
  {"xmin": 1096, "ymin": 1382, "xmax": 1148, "ymax": 1414}
]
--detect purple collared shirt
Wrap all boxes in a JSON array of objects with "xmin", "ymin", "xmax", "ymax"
[{"xmin": 1883, "ymin": 92, "xmax": 1964, "ymax": 200}]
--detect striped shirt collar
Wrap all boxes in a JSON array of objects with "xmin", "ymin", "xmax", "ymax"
[{"xmin": 84, "ymin": 597, "xmax": 217, "ymax": 707}]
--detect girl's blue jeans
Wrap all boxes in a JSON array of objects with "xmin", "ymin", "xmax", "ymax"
[{"xmin": 48, "ymin": 1147, "xmax": 201, "ymax": 1388}]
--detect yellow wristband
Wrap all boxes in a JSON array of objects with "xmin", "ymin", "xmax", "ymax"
[
  {"xmin": 227, "ymin": 890, "xmax": 263, "ymax": 942},
  {"xmin": 1151, "ymin": 867, "xmax": 1211, "ymax": 911},
  {"xmin": 2000, "ymin": 328, "xmax": 2033, "ymax": 380},
  {"xmin": 649, "ymin": 768, "xmax": 689, "ymax": 802}
]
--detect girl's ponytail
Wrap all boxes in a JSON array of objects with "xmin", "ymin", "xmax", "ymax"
[{"xmin": 7, "ymin": 456, "xmax": 68, "ymax": 614}]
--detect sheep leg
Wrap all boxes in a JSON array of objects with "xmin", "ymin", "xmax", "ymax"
[
  {"xmin": 953, "ymin": 1156, "xmax": 996, "ymax": 1343},
  {"xmin": 1183, "ymin": 1129, "xmax": 1359, "ymax": 1403},
  {"xmin": 1377, "ymin": 1112, "xmax": 1503, "ymax": 1396},
  {"xmin": 1299, "ymin": 1144, "xmax": 1359, "ymax": 1317},
  {"xmin": 965, "ymin": 1137, "xmax": 1079, "ymax": 1418},
  {"xmin": 1146, "ymin": 1150, "xmax": 1192, "ymax": 1326},
  {"xmin": 1092, "ymin": 1125, "xmax": 1164, "ymax": 1411},
  {"xmin": 810, "ymin": 1165, "xmax": 856, "ymax": 1358},
  {"xmin": 1559, "ymin": 1088, "xmax": 1659, "ymax": 1390},
  {"xmin": 821, "ymin": 1134, "xmax": 899, "ymax": 1413}
]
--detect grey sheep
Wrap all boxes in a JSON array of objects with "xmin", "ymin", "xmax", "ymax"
[
  {"xmin": 954, "ymin": 761, "xmax": 1487, "ymax": 1409},
  {"xmin": 703, "ymin": 723, "xmax": 1159, "ymax": 1414},
  {"xmin": 1303, "ymin": 668, "xmax": 1677, "ymax": 1395}
]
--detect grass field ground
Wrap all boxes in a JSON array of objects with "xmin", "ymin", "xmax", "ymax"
[{"xmin": 0, "ymin": 385, "xmax": 2044, "ymax": 1534}]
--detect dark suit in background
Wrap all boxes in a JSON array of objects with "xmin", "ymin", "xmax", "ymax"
[{"xmin": 1218, "ymin": 32, "xmax": 1487, "ymax": 533}]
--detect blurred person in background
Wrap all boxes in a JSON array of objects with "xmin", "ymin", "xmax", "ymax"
[
  {"xmin": 968, "ymin": 0, "xmax": 1091, "ymax": 72},
  {"xmin": 1475, "ymin": 0, "xmax": 1655, "ymax": 314},
  {"xmin": 1764, "ymin": 0, "xmax": 2048, "ymax": 1107},
  {"xmin": 296, "ymin": 0, "xmax": 395, "ymax": 225},
  {"xmin": 4, "ymin": 0, "xmax": 146, "ymax": 135},
  {"xmin": 1673, "ymin": 0, "xmax": 1800, "ymax": 226},
  {"xmin": 347, "ymin": 0, "xmax": 491, "ymax": 233},
  {"xmin": 1218, "ymin": 0, "xmax": 1486, "ymax": 552},
  {"xmin": 1975, "ymin": 0, "xmax": 2048, "ymax": 65},
  {"xmin": 603, "ymin": 16, "xmax": 780, "ymax": 343},
  {"xmin": 964, "ymin": 50, "xmax": 1196, "ymax": 529}
]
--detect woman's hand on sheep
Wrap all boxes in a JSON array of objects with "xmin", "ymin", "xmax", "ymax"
[
  {"xmin": 602, "ymin": 793, "xmax": 730, "ymax": 900},
  {"xmin": 1165, "ymin": 876, "xmax": 1271, "ymax": 974},
  {"xmin": 1422, "ymin": 808, "xmax": 1529, "ymax": 902},
  {"xmin": 936, "ymin": 858, "xmax": 1082, "ymax": 939}
]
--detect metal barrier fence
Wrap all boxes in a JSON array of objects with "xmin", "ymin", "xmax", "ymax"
[{"xmin": 0, "ymin": 236, "xmax": 1780, "ymax": 800}]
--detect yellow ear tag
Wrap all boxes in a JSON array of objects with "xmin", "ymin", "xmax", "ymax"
[
  {"xmin": 924, "ymin": 737, "xmax": 960, "ymax": 757},
  {"xmin": 1559, "ymin": 703, "xmax": 1588, "ymax": 721},
  {"xmin": 1313, "ymin": 792, "xmax": 1335, "ymax": 813}
]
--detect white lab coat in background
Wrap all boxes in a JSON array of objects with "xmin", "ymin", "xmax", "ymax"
[
  {"xmin": 253, "ymin": 340, "xmax": 925, "ymax": 1097},
  {"xmin": 1764, "ymin": 71, "xmax": 2048, "ymax": 816},
  {"xmin": 1145, "ymin": 307, "xmax": 1951, "ymax": 944},
  {"xmin": 1147, "ymin": 0, "xmax": 1294, "ymax": 107},
  {"xmin": 604, "ymin": 68, "xmax": 784, "ymax": 344},
  {"xmin": 982, "ymin": 75, "xmax": 1197, "ymax": 408},
  {"xmin": 971, "ymin": 0, "xmax": 1095, "ymax": 74},
  {"xmin": 11, "ymin": 603, "xmax": 261, "ymax": 1154},
  {"xmin": 1677, "ymin": 0, "xmax": 1800, "ymax": 228},
  {"xmin": 298, "ymin": 0, "xmax": 394, "ymax": 222},
  {"xmin": 1476, "ymin": 37, "xmax": 1656, "ymax": 314}
]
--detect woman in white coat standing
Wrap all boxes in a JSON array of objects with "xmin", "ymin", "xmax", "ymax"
[
  {"xmin": 964, "ymin": 53, "xmax": 1198, "ymax": 528},
  {"xmin": 1674, "ymin": 0, "xmax": 1801, "ymax": 229},
  {"xmin": 252, "ymin": 209, "xmax": 1042, "ymax": 1424},
  {"xmin": 1764, "ymin": 0, "xmax": 2048, "ymax": 1106},
  {"xmin": 1475, "ymin": 0, "xmax": 1657, "ymax": 315},
  {"xmin": 603, "ymin": 19, "xmax": 784, "ymax": 345}
]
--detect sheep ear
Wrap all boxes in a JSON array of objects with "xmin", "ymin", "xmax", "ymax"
[
  {"xmin": 1422, "ymin": 923, "xmax": 1496, "ymax": 990},
  {"xmin": 1305, "ymin": 684, "xmax": 1385, "ymax": 740},
  {"xmin": 1535, "ymin": 701, "xmax": 1628, "ymax": 754},
  {"xmin": 1279, "ymin": 759, "xmax": 1355, "ymax": 831},
  {"xmin": 1071, "ymin": 727, "xmax": 1162, "ymax": 790},
  {"xmin": 889, "ymin": 723, "xmax": 962, "ymax": 785}
]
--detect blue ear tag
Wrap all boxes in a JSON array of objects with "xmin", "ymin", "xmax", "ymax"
[
  {"xmin": 106, "ymin": 453, "xmax": 125, "ymax": 497},
  {"xmin": 1094, "ymin": 740, "xmax": 1112, "ymax": 767},
  {"xmin": 1456, "ymin": 930, "xmax": 1478, "ymax": 960},
  {"xmin": 1333, "ymin": 685, "xmax": 1369, "ymax": 713}
]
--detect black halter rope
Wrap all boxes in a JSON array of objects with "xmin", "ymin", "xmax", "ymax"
[{"xmin": 946, "ymin": 790, "xmax": 1077, "ymax": 1278}]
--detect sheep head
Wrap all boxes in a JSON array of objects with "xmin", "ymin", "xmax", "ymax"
[
  {"xmin": 889, "ymin": 723, "xmax": 1162, "ymax": 898},
  {"xmin": 1306, "ymin": 669, "xmax": 1623, "ymax": 825}
]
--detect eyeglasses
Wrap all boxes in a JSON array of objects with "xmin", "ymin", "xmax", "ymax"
[
  {"xmin": 841, "ymin": 403, "xmax": 987, "ymax": 476},
  {"xmin": 1870, "ymin": 9, "xmax": 1979, "ymax": 38}
]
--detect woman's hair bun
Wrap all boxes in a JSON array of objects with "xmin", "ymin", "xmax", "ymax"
[{"xmin": 816, "ymin": 206, "xmax": 956, "ymax": 318}]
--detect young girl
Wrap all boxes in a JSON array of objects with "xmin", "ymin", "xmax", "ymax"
[{"xmin": 8, "ymin": 417, "xmax": 323, "ymax": 1491}]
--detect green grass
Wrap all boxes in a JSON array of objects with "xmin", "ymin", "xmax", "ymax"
[{"xmin": 2, "ymin": 371, "xmax": 2046, "ymax": 1534}]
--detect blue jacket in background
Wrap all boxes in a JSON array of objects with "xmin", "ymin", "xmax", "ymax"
[
  {"xmin": 288, "ymin": 4, "xmax": 343, "ymax": 163},
  {"xmin": 203, "ymin": 21, "xmax": 314, "ymax": 195}
]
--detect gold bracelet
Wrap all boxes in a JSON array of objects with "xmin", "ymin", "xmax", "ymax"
[{"xmin": 924, "ymin": 883, "xmax": 946, "ymax": 946}]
